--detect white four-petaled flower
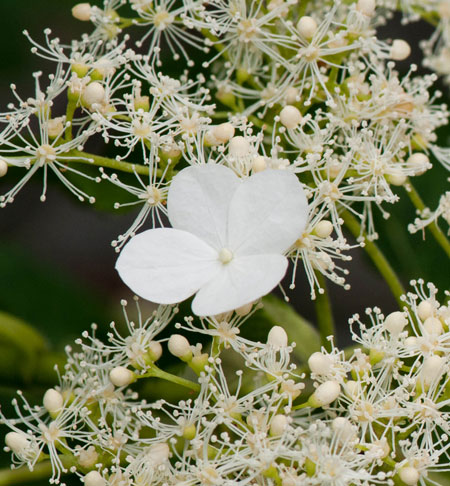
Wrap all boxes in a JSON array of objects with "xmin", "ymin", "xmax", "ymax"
[{"xmin": 116, "ymin": 164, "xmax": 308, "ymax": 316}]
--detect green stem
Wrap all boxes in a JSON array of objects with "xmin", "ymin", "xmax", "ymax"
[
  {"xmin": 141, "ymin": 364, "xmax": 200, "ymax": 393},
  {"xmin": 341, "ymin": 210, "xmax": 405, "ymax": 307},
  {"xmin": 313, "ymin": 272, "xmax": 335, "ymax": 352},
  {"xmin": 405, "ymin": 181, "xmax": 450, "ymax": 259},
  {"xmin": 68, "ymin": 150, "xmax": 150, "ymax": 176},
  {"xmin": 64, "ymin": 98, "xmax": 77, "ymax": 141}
]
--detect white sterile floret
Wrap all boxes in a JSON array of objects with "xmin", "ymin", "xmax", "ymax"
[
  {"xmin": 0, "ymin": 160, "xmax": 8, "ymax": 178},
  {"xmin": 267, "ymin": 326, "xmax": 288, "ymax": 348},
  {"xmin": 5, "ymin": 432, "xmax": 30, "ymax": 455},
  {"xmin": 43, "ymin": 388, "xmax": 64, "ymax": 414},
  {"xmin": 168, "ymin": 334, "xmax": 192, "ymax": 360},
  {"xmin": 72, "ymin": 3, "xmax": 92, "ymax": 21},
  {"xmin": 116, "ymin": 165, "xmax": 308, "ymax": 316},
  {"xmin": 399, "ymin": 466, "xmax": 420, "ymax": 486},
  {"xmin": 308, "ymin": 352, "xmax": 332, "ymax": 375},
  {"xmin": 390, "ymin": 40, "xmax": 411, "ymax": 61},
  {"xmin": 84, "ymin": 470, "xmax": 106, "ymax": 486},
  {"xmin": 280, "ymin": 105, "xmax": 302, "ymax": 129},
  {"xmin": 356, "ymin": 0, "xmax": 376, "ymax": 16},
  {"xmin": 82, "ymin": 82, "xmax": 106, "ymax": 107},
  {"xmin": 309, "ymin": 380, "xmax": 341, "ymax": 407},
  {"xmin": 109, "ymin": 366, "xmax": 135, "ymax": 387},
  {"xmin": 270, "ymin": 414, "xmax": 288, "ymax": 436},
  {"xmin": 296, "ymin": 16, "xmax": 317, "ymax": 39},
  {"xmin": 383, "ymin": 311, "xmax": 407, "ymax": 335}
]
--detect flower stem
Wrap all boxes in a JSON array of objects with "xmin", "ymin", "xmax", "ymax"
[
  {"xmin": 142, "ymin": 364, "xmax": 200, "ymax": 393},
  {"xmin": 405, "ymin": 181, "xmax": 450, "ymax": 259},
  {"xmin": 68, "ymin": 150, "xmax": 151, "ymax": 176},
  {"xmin": 341, "ymin": 210, "xmax": 405, "ymax": 308},
  {"xmin": 313, "ymin": 272, "xmax": 334, "ymax": 352}
]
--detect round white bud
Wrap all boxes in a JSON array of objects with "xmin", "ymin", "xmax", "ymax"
[
  {"xmin": 356, "ymin": 0, "xmax": 376, "ymax": 16},
  {"xmin": 405, "ymin": 336, "xmax": 418, "ymax": 348},
  {"xmin": 332, "ymin": 417, "xmax": 356, "ymax": 442},
  {"xmin": 423, "ymin": 316, "xmax": 443, "ymax": 335},
  {"xmin": 387, "ymin": 169, "xmax": 407, "ymax": 186},
  {"xmin": 308, "ymin": 352, "xmax": 332, "ymax": 375},
  {"xmin": 407, "ymin": 153, "xmax": 430, "ymax": 174},
  {"xmin": 0, "ymin": 160, "xmax": 8, "ymax": 178},
  {"xmin": 296, "ymin": 16, "xmax": 317, "ymax": 39},
  {"xmin": 383, "ymin": 311, "xmax": 407, "ymax": 335},
  {"xmin": 211, "ymin": 123, "xmax": 235, "ymax": 144},
  {"xmin": 43, "ymin": 388, "xmax": 64, "ymax": 414},
  {"xmin": 84, "ymin": 470, "xmax": 106, "ymax": 486},
  {"xmin": 5, "ymin": 432, "xmax": 30, "ymax": 455},
  {"xmin": 148, "ymin": 340, "xmax": 163, "ymax": 361},
  {"xmin": 267, "ymin": 326, "xmax": 288, "ymax": 348},
  {"xmin": 314, "ymin": 220, "xmax": 333, "ymax": 238},
  {"xmin": 47, "ymin": 117, "xmax": 65, "ymax": 138},
  {"xmin": 270, "ymin": 414, "xmax": 288, "ymax": 436},
  {"xmin": 78, "ymin": 446, "xmax": 98, "ymax": 468},
  {"xmin": 309, "ymin": 381, "xmax": 341, "ymax": 407},
  {"xmin": 235, "ymin": 302, "xmax": 253, "ymax": 316},
  {"xmin": 109, "ymin": 366, "xmax": 134, "ymax": 387},
  {"xmin": 82, "ymin": 82, "xmax": 106, "ymax": 107},
  {"xmin": 417, "ymin": 299, "xmax": 434, "ymax": 320},
  {"xmin": 72, "ymin": 3, "xmax": 92, "ymax": 21},
  {"xmin": 228, "ymin": 136, "xmax": 251, "ymax": 157},
  {"xmin": 344, "ymin": 380, "xmax": 358, "ymax": 398},
  {"xmin": 252, "ymin": 155, "xmax": 267, "ymax": 173},
  {"xmin": 390, "ymin": 39, "xmax": 411, "ymax": 61},
  {"xmin": 147, "ymin": 442, "xmax": 170, "ymax": 465},
  {"xmin": 279, "ymin": 105, "xmax": 302, "ymax": 129},
  {"xmin": 420, "ymin": 355, "xmax": 445, "ymax": 387},
  {"xmin": 168, "ymin": 334, "xmax": 192, "ymax": 360},
  {"xmin": 285, "ymin": 87, "xmax": 299, "ymax": 104},
  {"xmin": 399, "ymin": 466, "xmax": 420, "ymax": 486}
]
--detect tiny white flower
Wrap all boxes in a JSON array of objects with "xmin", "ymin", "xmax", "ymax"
[{"xmin": 116, "ymin": 164, "xmax": 308, "ymax": 316}]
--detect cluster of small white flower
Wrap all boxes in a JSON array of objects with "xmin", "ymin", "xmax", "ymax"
[
  {"xmin": 0, "ymin": 0, "xmax": 449, "ymax": 299},
  {"xmin": 1, "ymin": 281, "xmax": 449, "ymax": 486},
  {"xmin": 0, "ymin": 2, "xmax": 449, "ymax": 485}
]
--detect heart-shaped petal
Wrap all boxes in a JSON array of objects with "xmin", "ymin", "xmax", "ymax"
[
  {"xmin": 116, "ymin": 228, "xmax": 221, "ymax": 304},
  {"xmin": 168, "ymin": 164, "xmax": 240, "ymax": 250},
  {"xmin": 192, "ymin": 253, "xmax": 288, "ymax": 316},
  {"xmin": 227, "ymin": 169, "xmax": 308, "ymax": 255}
]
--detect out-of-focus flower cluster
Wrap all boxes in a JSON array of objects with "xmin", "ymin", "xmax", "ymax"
[
  {"xmin": 0, "ymin": 0, "xmax": 449, "ymax": 299},
  {"xmin": 1, "ymin": 280, "xmax": 449, "ymax": 486}
]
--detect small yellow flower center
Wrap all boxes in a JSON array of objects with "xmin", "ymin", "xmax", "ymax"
[
  {"xmin": 154, "ymin": 10, "xmax": 174, "ymax": 30},
  {"xmin": 218, "ymin": 248, "xmax": 233, "ymax": 264}
]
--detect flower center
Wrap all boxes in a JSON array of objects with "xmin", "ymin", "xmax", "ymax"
[
  {"xmin": 154, "ymin": 10, "xmax": 174, "ymax": 30},
  {"xmin": 36, "ymin": 144, "xmax": 56, "ymax": 165},
  {"xmin": 218, "ymin": 248, "xmax": 233, "ymax": 264}
]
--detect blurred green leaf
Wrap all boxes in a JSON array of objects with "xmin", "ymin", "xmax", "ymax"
[{"xmin": 0, "ymin": 243, "xmax": 111, "ymax": 348}]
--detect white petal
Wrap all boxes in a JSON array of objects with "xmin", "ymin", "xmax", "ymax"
[
  {"xmin": 192, "ymin": 254, "xmax": 288, "ymax": 316},
  {"xmin": 227, "ymin": 169, "xmax": 308, "ymax": 255},
  {"xmin": 116, "ymin": 228, "xmax": 220, "ymax": 304},
  {"xmin": 168, "ymin": 164, "xmax": 240, "ymax": 249}
]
